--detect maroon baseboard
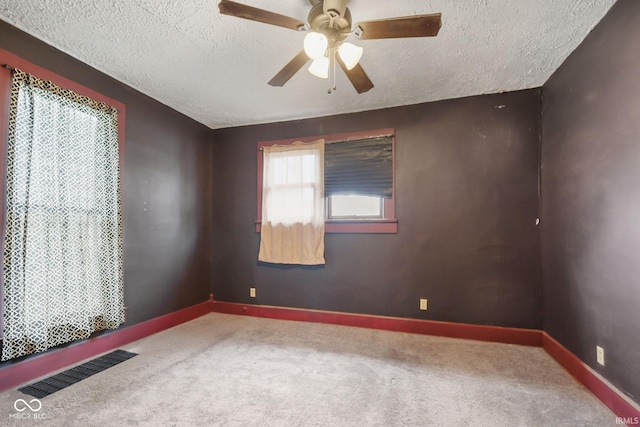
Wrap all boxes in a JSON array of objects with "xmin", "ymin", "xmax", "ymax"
[
  {"xmin": 211, "ymin": 301, "xmax": 543, "ymax": 346},
  {"xmin": 0, "ymin": 299, "xmax": 213, "ymax": 392},
  {"xmin": 543, "ymin": 333, "xmax": 640, "ymax": 424},
  {"xmin": 213, "ymin": 301, "xmax": 640, "ymax": 422},
  {"xmin": 3, "ymin": 297, "xmax": 637, "ymax": 424}
]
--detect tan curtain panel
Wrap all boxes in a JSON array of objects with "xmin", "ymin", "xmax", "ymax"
[
  {"xmin": 259, "ymin": 139, "xmax": 325, "ymax": 265},
  {"xmin": 2, "ymin": 70, "xmax": 124, "ymax": 360}
]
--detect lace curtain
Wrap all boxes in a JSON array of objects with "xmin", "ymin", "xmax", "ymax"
[
  {"xmin": 2, "ymin": 70, "xmax": 124, "ymax": 360},
  {"xmin": 258, "ymin": 139, "xmax": 325, "ymax": 265}
]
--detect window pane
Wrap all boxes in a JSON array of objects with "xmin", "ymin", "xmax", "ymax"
[
  {"xmin": 2, "ymin": 69, "xmax": 124, "ymax": 361},
  {"xmin": 329, "ymin": 195, "xmax": 382, "ymax": 218}
]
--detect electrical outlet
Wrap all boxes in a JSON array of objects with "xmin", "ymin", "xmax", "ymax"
[
  {"xmin": 596, "ymin": 346, "xmax": 605, "ymax": 366},
  {"xmin": 419, "ymin": 298, "xmax": 428, "ymax": 311},
  {"xmin": 250, "ymin": 287, "xmax": 256, "ymax": 298}
]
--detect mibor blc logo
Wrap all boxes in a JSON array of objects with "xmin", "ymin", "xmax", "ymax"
[{"xmin": 10, "ymin": 398, "xmax": 46, "ymax": 420}]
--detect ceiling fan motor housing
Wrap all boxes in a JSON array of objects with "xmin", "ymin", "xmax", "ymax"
[{"xmin": 307, "ymin": 3, "xmax": 351, "ymax": 46}]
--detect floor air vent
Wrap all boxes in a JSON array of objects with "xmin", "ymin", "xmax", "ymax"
[{"xmin": 19, "ymin": 349, "xmax": 137, "ymax": 398}]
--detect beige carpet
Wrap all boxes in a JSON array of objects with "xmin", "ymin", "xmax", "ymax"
[{"xmin": 0, "ymin": 313, "xmax": 618, "ymax": 426}]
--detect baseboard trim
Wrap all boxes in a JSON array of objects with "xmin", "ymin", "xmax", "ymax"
[
  {"xmin": 543, "ymin": 333, "xmax": 640, "ymax": 423},
  {"xmin": 211, "ymin": 301, "xmax": 543, "ymax": 346},
  {"xmin": 3, "ymin": 297, "xmax": 637, "ymax": 423},
  {"xmin": 0, "ymin": 299, "xmax": 213, "ymax": 392},
  {"xmin": 212, "ymin": 300, "xmax": 640, "ymax": 420}
]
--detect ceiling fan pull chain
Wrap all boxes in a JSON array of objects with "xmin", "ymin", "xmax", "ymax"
[
  {"xmin": 332, "ymin": 48, "xmax": 337, "ymax": 92},
  {"xmin": 328, "ymin": 47, "xmax": 336, "ymax": 94},
  {"xmin": 328, "ymin": 15, "xmax": 337, "ymax": 93},
  {"xmin": 327, "ymin": 47, "xmax": 332, "ymax": 93}
]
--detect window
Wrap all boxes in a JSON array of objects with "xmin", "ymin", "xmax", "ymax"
[
  {"xmin": 257, "ymin": 129, "xmax": 397, "ymax": 234},
  {"xmin": 0, "ymin": 50, "xmax": 126, "ymax": 360},
  {"xmin": 328, "ymin": 195, "xmax": 383, "ymax": 219}
]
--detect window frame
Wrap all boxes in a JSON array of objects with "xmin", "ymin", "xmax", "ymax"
[
  {"xmin": 0, "ymin": 48, "xmax": 126, "ymax": 341},
  {"xmin": 256, "ymin": 128, "xmax": 397, "ymax": 234}
]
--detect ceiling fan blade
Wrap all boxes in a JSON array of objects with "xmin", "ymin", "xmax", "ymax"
[
  {"xmin": 323, "ymin": 0, "xmax": 348, "ymax": 17},
  {"xmin": 356, "ymin": 13, "xmax": 441, "ymax": 40},
  {"xmin": 268, "ymin": 50, "xmax": 310, "ymax": 87},
  {"xmin": 218, "ymin": 0, "xmax": 306, "ymax": 31},
  {"xmin": 336, "ymin": 56, "xmax": 374, "ymax": 94}
]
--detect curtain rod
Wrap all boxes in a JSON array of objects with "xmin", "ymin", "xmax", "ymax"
[{"xmin": 259, "ymin": 134, "xmax": 393, "ymax": 150}]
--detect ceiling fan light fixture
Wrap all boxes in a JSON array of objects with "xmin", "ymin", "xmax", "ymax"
[
  {"xmin": 338, "ymin": 42, "xmax": 364, "ymax": 70},
  {"xmin": 308, "ymin": 56, "xmax": 329, "ymax": 79},
  {"xmin": 303, "ymin": 32, "xmax": 328, "ymax": 60}
]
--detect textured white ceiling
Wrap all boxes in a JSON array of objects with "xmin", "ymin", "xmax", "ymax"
[{"xmin": 0, "ymin": 0, "xmax": 617, "ymax": 129}]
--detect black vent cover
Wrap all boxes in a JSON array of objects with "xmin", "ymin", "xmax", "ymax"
[{"xmin": 19, "ymin": 349, "xmax": 137, "ymax": 398}]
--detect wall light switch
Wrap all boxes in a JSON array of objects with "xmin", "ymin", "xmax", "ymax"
[
  {"xmin": 596, "ymin": 346, "xmax": 605, "ymax": 366},
  {"xmin": 250, "ymin": 287, "xmax": 256, "ymax": 298},
  {"xmin": 419, "ymin": 298, "xmax": 428, "ymax": 311}
]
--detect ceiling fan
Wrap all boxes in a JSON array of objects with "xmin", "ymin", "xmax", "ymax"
[{"xmin": 218, "ymin": 0, "xmax": 442, "ymax": 94}]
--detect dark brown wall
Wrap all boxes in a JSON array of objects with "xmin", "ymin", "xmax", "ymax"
[
  {"xmin": 0, "ymin": 20, "xmax": 213, "ymax": 326},
  {"xmin": 212, "ymin": 89, "xmax": 542, "ymax": 328},
  {"xmin": 541, "ymin": 0, "xmax": 640, "ymax": 403}
]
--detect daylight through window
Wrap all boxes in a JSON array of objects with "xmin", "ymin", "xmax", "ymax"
[{"xmin": 257, "ymin": 129, "xmax": 397, "ymax": 234}]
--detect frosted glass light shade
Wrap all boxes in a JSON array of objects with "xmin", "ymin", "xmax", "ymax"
[
  {"xmin": 338, "ymin": 42, "xmax": 363, "ymax": 70},
  {"xmin": 308, "ymin": 57, "xmax": 329, "ymax": 79},
  {"xmin": 303, "ymin": 32, "xmax": 328, "ymax": 60}
]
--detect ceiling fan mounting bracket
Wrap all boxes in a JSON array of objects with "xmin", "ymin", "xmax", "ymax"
[{"xmin": 307, "ymin": 3, "xmax": 351, "ymax": 46}]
